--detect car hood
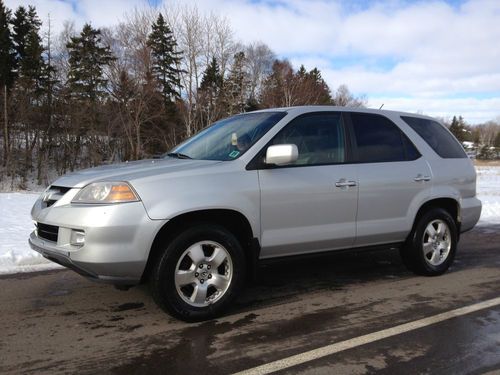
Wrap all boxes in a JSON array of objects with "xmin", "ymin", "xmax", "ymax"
[{"xmin": 51, "ymin": 158, "xmax": 224, "ymax": 188}]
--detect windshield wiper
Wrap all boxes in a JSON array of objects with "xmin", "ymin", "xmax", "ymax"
[{"xmin": 167, "ymin": 152, "xmax": 192, "ymax": 159}]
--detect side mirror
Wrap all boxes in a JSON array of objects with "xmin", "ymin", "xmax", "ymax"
[{"xmin": 265, "ymin": 144, "xmax": 298, "ymax": 166}]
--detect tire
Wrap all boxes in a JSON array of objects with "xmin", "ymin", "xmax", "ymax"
[
  {"xmin": 400, "ymin": 208, "xmax": 458, "ymax": 276},
  {"xmin": 150, "ymin": 224, "xmax": 246, "ymax": 322}
]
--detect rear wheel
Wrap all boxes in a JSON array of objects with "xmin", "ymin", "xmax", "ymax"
[
  {"xmin": 150, "ymin": 224, "xmax": 245, "ymax": 322},
  {"xmin": 400, "ymin": 208, "xmax": 457, "ymax": 276}
]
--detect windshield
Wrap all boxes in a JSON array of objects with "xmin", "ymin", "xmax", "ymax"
[{"xmin": 168, "ymin": 112, "xmax": 286, "ymax": 161}]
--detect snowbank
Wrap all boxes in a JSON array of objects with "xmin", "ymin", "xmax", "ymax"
[
  {"xmin": 475, "ymin": 166, "xmax": 500, "ymax": 226},
  {"xmin": 0, "ymin": 166, "xmax": 499, "ymax": 275},
  {"xmin": 0, "ymin": 192, "xmax": 62, "ymax": 274}
]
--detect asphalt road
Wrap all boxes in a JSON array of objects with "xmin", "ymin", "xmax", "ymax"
[{"xmin": 1, "ymin": 225, "xmax": 500, "ymax": 375}]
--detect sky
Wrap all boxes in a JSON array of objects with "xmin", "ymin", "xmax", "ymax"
[{"xmin": 4, "ymin": 0, "xmax": 500, "ymax": 124}]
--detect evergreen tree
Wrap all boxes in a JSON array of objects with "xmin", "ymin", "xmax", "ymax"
[
  {"xmin": 66, "ymin": 23, "xmax": 114, "ymax": 167},
  {"xmin": 66, "ymin": 23, "xmax": 114, "ymax": 101},
  {"xmin": 12, "ymin": 6, "xmax": 31, "ymax": 70},
  {"xmin": 200, "ymin": 57, "xmax": 223, "ymax": 91},
  {"xmin": 0, "ymin": 0, "xmax": 15, "ymax": 166},
  {"xmin": 225, "ymin": 51, "xmax": 248, "ymax": 115},
  {"xmin": 147, "ymin": 13, "xmax": 183, "ymax": 102},
  {"xmin": 297, "ymin": 64, "xmax": 307, "ymax": 78},
  {"xmin": 198, "ymin": 57, "xmax": 224, "ymax": 126},
  {"xmin": 0, "ymin": 1, "xmax": 15, "ymax": 88},
  {"xmin": 494, "ymin": 131, "xmax": 500, "ymax": 148},
  {"xmin": 308, "ymin": 67, "xmax": 323, "ymax": 84},
  {"xmin": 12, "ymin": 6, "xmax": 45, "ymax": 91},
  {"xmin": 306, "ymin": 67, "xmax": 331, "ymax": 104},
  {"xmin": 449, "ymin": 116, "xmax": 460, "ymax": 138},
  {"xmin": 10, "ymin": 6, "xmax": 48, "ymax": 180},
  {"xmin": 448, "ymin": 115, "xmax": 471, "ymax": 142}
]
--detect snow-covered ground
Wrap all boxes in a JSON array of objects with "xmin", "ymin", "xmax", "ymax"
[
  {"xmin": 0, "ymin": 166, "xmax": 499, "ymax": 275},
  {"xmin": 476, "ymin": 166, "xmax": 500, "ymax": 226},
  {"xmin": 0, "ymin": 191, "xmax": 62, "ymax": 274}
]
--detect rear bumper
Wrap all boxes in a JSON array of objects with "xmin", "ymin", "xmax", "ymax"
[{"xmin": 461, "ymin": 196, "xmax": 482, "ymax": 233}]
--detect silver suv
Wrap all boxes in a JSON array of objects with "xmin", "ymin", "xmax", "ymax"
[{"xmin": 30, "ymin": 106, "xmax": 482, "ymax": 321}]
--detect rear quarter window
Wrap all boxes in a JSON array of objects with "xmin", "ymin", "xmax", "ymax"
[{"xmin": 401, "ymin": 116, "xmax": 467, "ymax": 159}]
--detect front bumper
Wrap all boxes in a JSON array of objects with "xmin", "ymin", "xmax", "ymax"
[{"xmin": 30, "ymin": 192, "xmax": 167, "ymax": 284}]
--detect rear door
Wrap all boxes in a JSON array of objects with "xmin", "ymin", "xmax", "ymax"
[
  {"xmin": 347, "ymin": 112, "xmax": 432, "ymax": 247},
  {"xmin": 257, "ymin": 112, "xmax": 359, "ymax": 258}
]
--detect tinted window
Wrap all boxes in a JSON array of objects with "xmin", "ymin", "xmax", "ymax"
[
  {"xmin": 402, "ymin": 134, "xmax": 421, "ymax": 160},
  {"xmin": 271, "ymin": 112, "xmax": 345, "ymax": 166},
  {"xmin": 401, "ymin": 116, "xmax": 467, "ymax": 159},
  {"xmin": 351, "ymin": 113, "xmax": 416, "ymax": 163}
]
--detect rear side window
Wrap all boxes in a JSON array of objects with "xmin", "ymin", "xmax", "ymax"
[
  {"xmin": 350, "ymin": 113, "xmax": 420, "ymax": 163},
  {"xmin": 401, "ymin": 116, "xmax": 467, "ymax": 159}
]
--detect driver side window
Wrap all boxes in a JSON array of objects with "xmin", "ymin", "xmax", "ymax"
[{"xmin": 271, "ymin": 112, "xmax": 346, "ymax": 166}]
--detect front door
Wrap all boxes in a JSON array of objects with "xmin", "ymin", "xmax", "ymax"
[{"xmin": 257, "ymin": 112, "xmax": 359, "ymax": 258}]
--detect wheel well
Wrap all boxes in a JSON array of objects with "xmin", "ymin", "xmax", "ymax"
[
  {"xmin": 413, "ymin": 198, "xmax": 460, "ymax": 230},
  {"xmin": 141, "ymin": 209, "xmax": 258, "ymax": 282}
]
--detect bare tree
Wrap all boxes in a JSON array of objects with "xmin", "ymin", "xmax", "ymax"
[
  {"xmin": 168, "ymin": 5, "xmax": 204, "ymax": 136},
  {"xmin": 107, "ymin": 8, "xmax": 163, "ymax": 160},
  {"xmin": 332, "ymin": 84, "xmax": 366, "ymax": 108},
  {"xmin": 211, "ymin": 14, "xmax": 235, "ymax": 77},
  {"xmin": 244, "ymin": 42, "xmax": 275, "ymax": 102}
]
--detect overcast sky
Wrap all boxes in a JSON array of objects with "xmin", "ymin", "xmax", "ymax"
[{"xmin": 4, "ymin": 0, "xmax": 500, "ymax": 124}]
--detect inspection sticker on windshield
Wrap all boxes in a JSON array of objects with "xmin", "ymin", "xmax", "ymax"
[{"xmin": 229, "ymin": 150, "xmax": 240, "ymax": 158}]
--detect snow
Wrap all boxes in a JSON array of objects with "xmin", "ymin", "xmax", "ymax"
[
  {"xmin": 0, "ymin": 166, "xmax": 499, "ymax": 275},
  {"xmin": 0, "ymin": 192, "xmax": 63, "ymax": 274},
  {"xmin": 475, "ymin": 166, "xmax": 500, "ymax": 226}
]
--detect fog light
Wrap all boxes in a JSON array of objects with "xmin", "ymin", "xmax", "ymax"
[{"xmin": 70, "ymin": 230, "xmax": 85, "ymax": 247}]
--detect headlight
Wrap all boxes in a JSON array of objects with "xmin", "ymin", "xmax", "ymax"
[{"xmin": 72, "ymin": 182, "xmax": 140, "ymax": 204}]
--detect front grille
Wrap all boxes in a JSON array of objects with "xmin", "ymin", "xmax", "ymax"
[
  {"xmin": 37, "ymin": 223, "xmax": 59, "ymax": 243},
  {"xmin": 42, "ymin": 186, "xmax": 71, "ymax": 208}
]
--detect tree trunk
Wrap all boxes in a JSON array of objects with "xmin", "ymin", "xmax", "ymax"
[{"xmin": 2, "ymin": 85, "xmax": 8, "ymax": 168}]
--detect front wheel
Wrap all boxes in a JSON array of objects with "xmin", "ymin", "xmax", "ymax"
[
  {"xmin": 150, "ymin": 224, "xmax": 246, "ymax": 322},
  {"xmin": 400, "ymin": 208, "xmax": 458, "ymax": 276}
]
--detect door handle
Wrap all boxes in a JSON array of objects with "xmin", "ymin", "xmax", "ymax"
[
  {"xmin": 335, "ymin": 179, "xmax": 357, "ymax": 187},
  {"xmin": 414, "ymin": 174, "xmax": 431, "ymax": 182}
]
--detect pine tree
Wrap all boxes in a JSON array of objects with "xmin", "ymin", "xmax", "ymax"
[
  {"xmin": 11, "ymin": 6, "xmax": 47, "ymax": 180},
  {"xmin": 200, "ymin": 57, "xmax": 223, "ymax": 91},
  {"xmin": 449, "ymin": 116, "xmax": 462, "ymax": 141},
  {"xmin": 306, "ymin": 67, "xmax": 331, "ymax": 104},
  {"xmin": 225, "ymin": 51, "xmax": 248, "ymax": 115},
  {"xmin": 308, "ymin": 68, "xmax": 323, "ymax": 84},
  {"xmin": 0, "ymin": 0, "xmax": 15, "ymax": 167},
  {"xmin": 66, "ymin": 23, "xmax": 114, "ymax": 101},
  {"xmin": 448, "ymin": 115, "xmax": 471, "ymax": 142},
  {"xmin": 297, "ymin": 65, "xmax": 307, "ymax": 78},
  {"xmin": 494, "ymin": 131, "xmax": 500, "ymax": 148},
  {"xmin": 12, "ymin": 6, "xmax": 45, "ymax": 91},
  {"xmin": 12, "ymin": 6, "xmax": 31, "ymax": 70},
  {"xmin": 66, "ymin": 23, "xmax": 114, "ymax": 167},
  {"xmin": 198, "ymin": 57, "xmax": 224, "ymax": 126},
  {"xmin": 0, "ymin": 1, "xmax": 14, "ymax": 88},
  {"xmin": 147, "ymin": 13, "xmax": 183, "ymax": 102}
]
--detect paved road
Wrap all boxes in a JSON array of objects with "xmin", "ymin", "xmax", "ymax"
[{"xmin": 1, "ymin": 225, "xmax": 500, "ymax": 375}]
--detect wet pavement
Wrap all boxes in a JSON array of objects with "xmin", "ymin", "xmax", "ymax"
[{"xmin": 1, "ymin": 225, "xmax": 499, "ymax": 374}]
